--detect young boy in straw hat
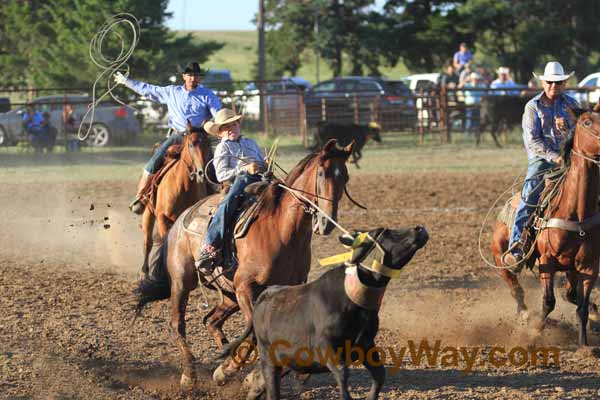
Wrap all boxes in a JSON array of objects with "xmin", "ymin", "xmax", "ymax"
[
  {"xmin": 195, "ymin": 108, "xmax": 265, "ymax": 271},
  {"xmin": 503, "ymin": 61, "xmax": 580, "ymax": 269}
]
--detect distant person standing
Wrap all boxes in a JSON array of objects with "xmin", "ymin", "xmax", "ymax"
[
  {"xmin": 453, "ymin": 42, "xmax": 473, "ymax": 75},
  {"xmin": 23, "ymin": 103, "xmax": 50, "ymax": 153},
  {"xmin": 490, "ymin": 66, "xmax": 519, "ymax": 96},
  {"xmin": 461, "ymin": 72, "xmax": 487, "ymax": 137},
  {"xmin": 113, "ymin": 62, "xmax": 222, "ymax": 214}
]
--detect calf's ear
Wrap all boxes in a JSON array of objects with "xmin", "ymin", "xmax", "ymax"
[{"xmin": 344, "ymin": 140, "xmax": 355, "ymax": 156}]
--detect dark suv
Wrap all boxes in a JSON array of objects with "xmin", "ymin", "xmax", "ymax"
[{"xmin": 304, "ymin": 76, "xmax": 417, "ymax": 130}]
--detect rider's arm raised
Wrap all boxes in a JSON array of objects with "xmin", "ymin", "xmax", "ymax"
[{"xmin": 122, "ymin": 78, "xmax": 172, "ymax": 104}]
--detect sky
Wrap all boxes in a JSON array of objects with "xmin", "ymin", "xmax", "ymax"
[{"xmin": 165, "ymin": 0, "xmax": 386, "ymax": 31}]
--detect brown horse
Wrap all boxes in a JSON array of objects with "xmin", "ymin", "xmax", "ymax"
[
  {"xmin": 140, "ymin": 123, "xmax": 214, "ymax": 279},
  {"xmin": 491, "ymin": 106, "xmax": 600, "ymax": 346},
  {"xmin": 135, "ymin": 139, "xmax": 354, "ymax": 388}
]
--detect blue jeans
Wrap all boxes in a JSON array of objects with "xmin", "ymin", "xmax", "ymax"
[
  {"xmin": 144, "ymin": 132, "xmax": 183, "ymax": 174},
  {"xmin": 204, "ymin": 172, "xmax": 262, "ymax": 248},
  {"xmin": 509, "ymin": 158, "xmax": 555, "ymax": 248},
  {"xmin": 465, "ymin": 107, "xmax": 480, "ymax": 136}
]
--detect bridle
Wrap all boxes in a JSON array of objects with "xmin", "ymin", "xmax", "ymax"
[
  {"xmin": 184, "ymin": 132, "xmax": 207, "ymax": 183},
  {"xmin": 572, "ymin": 115, "xmax": 600, "ymax": 166}
]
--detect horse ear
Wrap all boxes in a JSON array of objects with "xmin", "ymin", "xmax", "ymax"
[
  {"xmin": 594, "ymin": 101, "xmax": 600, "ymax": 113},
  {"xmin": 186, "ymin": 119, "xmax": 192, "ymax": 132},
  {"xmin": 565, "ymin": 107, "xmax": 577, "ymax": 122},
  {"xmin": 322, "ymin": 139, "xmax": 337, "ymax": 153},
  {"xmin": 343, "ymin": 140, "xmax": 355, "ymax": 156}
]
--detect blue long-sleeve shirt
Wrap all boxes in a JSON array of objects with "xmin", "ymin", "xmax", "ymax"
[
  {"xmin": 123, "ymin": 78, "xmax": 221, "ymax": 132},
  {"xmin": 522, "ymin": 92, "xmax": 579, "ymax": 162},
  {"xmin": 214, "ymin": 137, "xmax": 265, "ymax": 182}
]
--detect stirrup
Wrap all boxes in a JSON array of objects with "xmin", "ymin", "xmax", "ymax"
[
  {"xmin": 501, "ymin": 245, "xmax": 525, "ymax": 273},
  {"xmin": 129, "ymin": 197, "xmax": 145, "ymax": 215},
  {"xmin": 195, "ymin": 248, "xmax": 221, "ymax": 273}
]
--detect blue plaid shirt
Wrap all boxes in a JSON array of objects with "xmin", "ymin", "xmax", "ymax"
[
  {"xmin": 124, "ymin": 78, "xmax": 221, "ymax": 132},
  {"xmin": 522, "ymin": 92, "xmax": 579, "ymax": 162}
]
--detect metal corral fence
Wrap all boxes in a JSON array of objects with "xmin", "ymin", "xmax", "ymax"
[{"xmin": 2, "ymin": 83, "xmax": 599, "ymax": 148}]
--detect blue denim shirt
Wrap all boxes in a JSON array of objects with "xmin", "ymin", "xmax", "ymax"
[
  {"xmin": 124, "ymin": 79, "xmax": 221, "ymax": 132},
  {"xmin": 214, "ymin": 137, "xmax": 265, "ymax": 182},
  {"xmin": 522, "ymin": 92, "xmax": 579, "ymax": 162}
]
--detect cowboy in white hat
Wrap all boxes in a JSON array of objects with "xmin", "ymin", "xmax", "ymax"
[
  {"xmin": 114, "ymin": 62, "xmax": 222, "ymax": 214},
  {"xmin": 490, "ymin": 66, "xmax": 519, "ymax": 96},
  {"xmin": 503, "ymin": 61, "xmax": 579, "ymax": 269},
  {"xmin": 195, "ymin": 108, "xmax": 265, "ymax": 271}
]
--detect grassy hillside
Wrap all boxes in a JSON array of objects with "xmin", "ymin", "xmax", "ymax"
[{"xmin": 190, "ymin": 30, "xmax": 411, "ymax": 84}]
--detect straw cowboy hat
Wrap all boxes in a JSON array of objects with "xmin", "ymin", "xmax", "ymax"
[
  {"xmin": 533, "ymin": 61, "xmax": 574, "ymax": 82},
  {"xmin": 204, "ymin": 108, "xmax": 242, "ymax": 136}
]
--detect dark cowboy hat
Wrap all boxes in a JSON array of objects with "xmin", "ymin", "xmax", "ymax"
[{"xmin": 180, "ymin": 62, "xmax": 209, "ymax": 76}]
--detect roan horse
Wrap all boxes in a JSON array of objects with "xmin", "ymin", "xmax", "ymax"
[
  {"xmin": 491, "ymin": 105, "xmax": 600, "ymax": 346},
  {"xmin": 140, "ymin": 122, "xmax": 214, "ymax": 279},
  {"xmin": 135, "ymin": 139, "xmax": 354, "ymax": 388}
]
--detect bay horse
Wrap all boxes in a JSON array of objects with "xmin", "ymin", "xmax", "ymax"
[
  {"xmin": 491, "ymin": 105, "xmax": 600, "ymax": 346},
  {"xmin": 135, "ymin": 139, "xmax": 354, "ymax": 388},
  {"xmin": 140, "ymin": 122, "xmax": 214, "ymax": 279}
]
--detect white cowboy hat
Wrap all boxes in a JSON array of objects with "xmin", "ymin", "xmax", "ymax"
[
  {"xmin": 496, "ymin": 66, "xmax": 510, "ymax": 75},
  {"xmin": 203, "ymin": 108, "xmax": 242, "ymax": 136},
  {"xmin": 533, "ymin": 61, "xmax": 574, "ymax": 82}
]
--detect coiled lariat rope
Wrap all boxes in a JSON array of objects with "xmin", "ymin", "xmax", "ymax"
[
  {"xmin": 79, "ymin": 13, "xmax": 140, "ymax": 141},
  {"xmin": 477, "ymin": 165, "xmax": 567, "ymax": 270}
]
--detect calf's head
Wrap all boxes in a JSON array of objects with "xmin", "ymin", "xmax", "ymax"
[{"xmin": 367, "ymin": 122, "xmax": 382, "ymax": 143}]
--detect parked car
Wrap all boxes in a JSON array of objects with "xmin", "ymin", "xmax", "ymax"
[
  {"xmin": 569, "ymin": 72, "xmax": 600, "ymax": 106},
  {"xmin": 304, "ymin": 76, "xmax": 417, "ymax": 130},
  {"xmin": 401, "ymin": 73, "xmax": 441, "ymax": 92},
  {"xmin": 0, "ymin": 95, "xmax": 140, "ymax": 147},
  {"xmin": 203, "ymin": 69, "xmax": 234, "ymax": 94},
  {"xmin": 236, "ymin": 77, "xmax": 310, "ymax": 120}
]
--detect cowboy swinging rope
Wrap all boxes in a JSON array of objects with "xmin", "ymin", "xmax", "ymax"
[{"xmin": 79, "ymin": 13, "xmax": 140, "ymax": 141}]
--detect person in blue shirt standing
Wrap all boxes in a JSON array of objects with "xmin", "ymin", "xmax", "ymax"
[
  {"xmin": 462, "ymin": 72, "xmax": 487, "ymax": 137},
  {"xmin": 194, "ymin": 108, "xmax": 265, "ymax": 272},
  {"xmin": 22, "ymin": 103, "xmax": 50, "ymax": 153},
  {"xmin": 453, "ymin": 42, "xmax": 473, "ymax": 75},
  {"xmin": 490, "ymin": 66, "xmax": 520, "ymax": 96},
  {"xmin": 503, "ymin": 61, "xmax": 579, "ymax": 268},
  {"xmin": 113, "ymin": 62, "xmax": 222, "ymax": 214}
]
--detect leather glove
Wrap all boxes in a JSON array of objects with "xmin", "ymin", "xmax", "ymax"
[{"xmin": 113, "ymin": 72, "xmax": 128, "ymax": 85}]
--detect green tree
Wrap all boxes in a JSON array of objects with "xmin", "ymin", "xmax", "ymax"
[{"xmin": 0, "ymin": 0, "xmax": 223, "ymax": 89}]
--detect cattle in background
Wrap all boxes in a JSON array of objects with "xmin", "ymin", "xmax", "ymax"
[
  {"xmin": 312, "ymin": 121, "xmax": 382, "ymax": 168},
  {"xmin": 477, "ymin": 95, "xmax": 529, "ymax": 147}
]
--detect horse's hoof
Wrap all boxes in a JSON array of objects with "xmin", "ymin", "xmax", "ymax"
[
  {"xmin": 180, "ymin": 373, "xmax": 194, "ymax": 390},
  {"xmin": 213, "ymin": 365, "xmax": 227, "ymax": 385},
  {"xmin": 518, "ymin": 310, "xmax": 530, "ymax": 322}
]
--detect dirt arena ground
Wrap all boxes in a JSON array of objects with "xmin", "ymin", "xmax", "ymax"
[{"xmin": 2, "ymin": 167, "xmax": 600, "ymax": 399}]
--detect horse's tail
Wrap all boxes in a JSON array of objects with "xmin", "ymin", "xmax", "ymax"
[
  {"xmin": 217, "ymin": 321, "xmax": 254, "ymax": 360},
  {"xmin": 133, "ymin": 241, "xmax": 170, "ymax": 316}
]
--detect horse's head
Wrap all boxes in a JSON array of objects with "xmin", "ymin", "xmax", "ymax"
[
  {"xmin": 181, "ymin": 120, "xmax": 213, "ymax": 183},
  {"xmin": 574, "ymin": 102, "xmax": 600, "ymax": 157},
  {"xmin": 311, "ymin": 139, "xmax": 353, "ymax": 235}
]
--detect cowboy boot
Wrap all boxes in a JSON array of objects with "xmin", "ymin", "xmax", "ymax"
[{"xmin": 129, "ymin": 171, "xmax": 153, "ymax": 215}]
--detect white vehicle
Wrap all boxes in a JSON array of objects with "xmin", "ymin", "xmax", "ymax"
[
  {"xmin": 402, "ymin": 73, "xmax": 441, "ymax": 126},
  {"xmin": 572, "ymin": 72, "xmax": 600, "ymax": 105}
]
